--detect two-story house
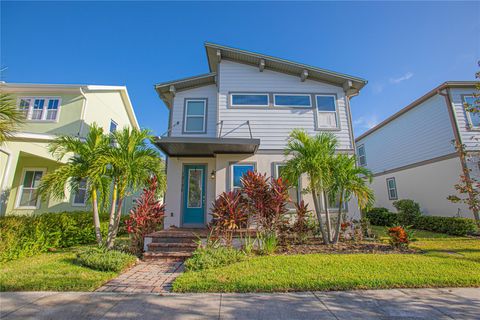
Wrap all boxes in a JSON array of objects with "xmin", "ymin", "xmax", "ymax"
[
  {"xmin": 356, "ymin": 81, "xmax": 479, "ymax": 218},
  {"xmin": 0, "ymin": 82, "xmax": 139, "ymax": 216},
  {"xmin": 154, "ymin": 43, "xmax": 367, "ymax": 229}
]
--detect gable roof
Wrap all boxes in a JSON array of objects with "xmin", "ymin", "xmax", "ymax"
[
  {"xmin": 355, "ymin": 81, "xmax": 479, "ymax": 142},
  {"xmin": 155, "ymin": 42, "xmax": 368, "ymax": 108}
]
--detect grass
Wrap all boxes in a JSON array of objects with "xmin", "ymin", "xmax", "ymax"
[
  {"xmin": 173, "ymin": 228, "xmax": 480, "ymax": 293},
  {"xmin": 0, "ymin": 244, "xmax": 132, "ymax": 292}
]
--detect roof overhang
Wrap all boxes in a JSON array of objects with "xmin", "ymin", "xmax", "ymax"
[
  {"xmin": 153, "ymin": 136, "xmax": 260, "ymax": 157},
  {"xmin": 204, "ymin": 42, "xmax": 367, "ymax": 95}
]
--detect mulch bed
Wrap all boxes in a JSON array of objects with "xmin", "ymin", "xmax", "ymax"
[{"xmin": 278, "ymin": 239, "xmax": 418, "ymax": 255}]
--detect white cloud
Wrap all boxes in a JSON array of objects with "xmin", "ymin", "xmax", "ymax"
[
  {"xmin": 371, "ymin": 82, "xmax": 384, "ymax": 94},
  {"xmin": 354, "ymin": 115, "xmax": 379, "ymax": 131},
  {"xmin": 389, "ymin": 72, "xmax": 414, "ymax": 84}
]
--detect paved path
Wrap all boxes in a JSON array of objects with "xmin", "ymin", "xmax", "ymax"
[
  {"xmin": 1, "ymin": 288, "xmax": 479, "ymax": 319},
  {"xmin": 96, "ymin": 260, "xmax": 184, "ymax": 293}
]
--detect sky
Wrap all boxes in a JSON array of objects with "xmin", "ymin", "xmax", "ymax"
[{"xmin": 1, "ymin": 1, "xmax": 479, "ymax": 137}]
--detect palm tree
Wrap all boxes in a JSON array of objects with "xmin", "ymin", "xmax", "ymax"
[
  {"xmin": 38, "ymin": 124, "xmax": 111, "ymax": 246},
  {"xmin": 282, "ymin": 129, "xmax": 337, "ymax": 244},
  {"xmin": 0, "ymin": 93, "xmax": 25, "ymax": 142},
  {"xmin": 330, "ymin": 154, "xmax": 375, "ymax": 243},
  {"xmin": 97, "ymin": 127, "xmax": 165, "ymax": 249}
]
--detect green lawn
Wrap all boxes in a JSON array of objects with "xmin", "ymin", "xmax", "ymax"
[
  {"xmin": 173, "ymin": 229, "xmax": 480, "ymax": 293},
  {"xmin": 0, "ymin": 246, "xmax": 123, "ymax": 292}
]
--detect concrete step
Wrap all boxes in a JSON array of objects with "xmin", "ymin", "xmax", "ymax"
[
  {"xmin": 143, "ymin": 251, "xmax": 193, "ymax": 261},
  {"xmin": 147, "ymin": 242, "xmax": 198, "ymax": 252}
]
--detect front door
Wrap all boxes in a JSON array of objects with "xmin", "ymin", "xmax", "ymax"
[{"xmin": 183, "ymin": 164, "xmax": 206, "ymax": 226}]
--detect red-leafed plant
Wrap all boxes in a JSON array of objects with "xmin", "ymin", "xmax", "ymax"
[
  {"xmin": 388, "ymin": 226, "xmax": 411, "ymax": 248},
  {"xmin": 125, "ymin": 176, "xmax": 165, "ymax": 254},
  {"xmin": 211, "ymin": 191, "xmax": 248, "ymax": 246},
  {"xmin": 292, "ymin": 200, "xmax": 313, "ymax": 243}
]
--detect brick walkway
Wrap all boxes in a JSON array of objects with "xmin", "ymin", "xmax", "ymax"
[{"xmin": 96, "ymin": 260, "xmax": 184, "ymax": 294}]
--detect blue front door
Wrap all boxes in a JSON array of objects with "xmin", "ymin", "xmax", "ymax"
[{"xmin": 183, "ymin": 164, "xmax": 206, "ymax": 225}]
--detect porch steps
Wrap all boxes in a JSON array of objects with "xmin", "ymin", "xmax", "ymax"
[{"xmin": 143, "ymin": 228, "xmax": 203, "ymax": 261}]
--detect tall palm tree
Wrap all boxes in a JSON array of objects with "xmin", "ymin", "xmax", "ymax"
[
  {"xmin": 330, "ymin": 154, "xmax": 375, "ymax": 243},
  {"xmin": 0, "ymin": 93, "xmax": 25, "ymax": 143},
  {"xmin": 282, "ymin": 129, "xmax": 338, "ymax": 244},
  {"xmin": 97, "ymin": 127, "xmax": 165, "ymax": 249},
  {"xmin": 38, "ymin": 124, "xmax": 111, "ymax": 246}
]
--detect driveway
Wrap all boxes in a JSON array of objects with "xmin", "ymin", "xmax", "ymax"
[{"xmin": 1, "ymin": 288, "xmax": 479, "ymax": 319}]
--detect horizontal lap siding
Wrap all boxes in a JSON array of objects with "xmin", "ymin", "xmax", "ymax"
[
  {"xmin": 218, "ymin": 60, "xmax": 352, "ymax": 150},
  {"xmin": 357, "ymin": 94, "xmax": 456, "ymax": 174},
  {"xmin": 449, "ymin": 88, "xmax": 480, "ymax": 151},
  {"xmin": 170, "ymin": 85, "xmax": 218, "ymax": 137}
]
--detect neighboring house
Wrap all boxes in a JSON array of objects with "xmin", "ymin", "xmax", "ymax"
[
  {"xmin": 0, "ymin": 83, "xmax": 139, "ymax": 216},
  {"xmin": 153, "ymin": 42, "xmax": 367, "ymax": 229},
  {"xmin": 356, "ymin": 81, "xmax": 479, "ymax": 218}
]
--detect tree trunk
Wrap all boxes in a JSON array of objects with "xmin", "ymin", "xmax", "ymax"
[
  {"xmin": 323, "ymin": 191, "xmax": 333, "ymax": 243},
  {"xmin": 106, "ymin": 181, "xmax": 118, "ymax": 247},
  {"xmin": 107, "ymin": 195, "xmax": 125, "ymax": 249},
  {"xmin": 311, "ymin": 188, "xmax": 328, "ymax": 244},
  {"xmin": 91, "ymin": 188, "xmax": 103, "ymax": 246},
  {"xmin": 333, "ymin": 190, "xmax": 344, "ymax": 244}
]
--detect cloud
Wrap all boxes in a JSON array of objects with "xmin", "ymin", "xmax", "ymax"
[
  {"xmin": 354, "ymin": 115, "xmax": 379, "ymax": 131},
  {"xmin": 389, "ymin": 72, "xmax": 414, "ymax": 84},
  {"xmin": 371, "ymin": 83, "xmax": 384, "ymax": 94}
]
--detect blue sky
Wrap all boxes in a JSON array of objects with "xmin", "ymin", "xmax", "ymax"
[{"xmin": 1, "ymin": 1, "xmax": 479, "ymax": 136}]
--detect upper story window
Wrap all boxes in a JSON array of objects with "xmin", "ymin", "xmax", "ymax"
[
  {"xmin": 184, "ymin": 99, "xmax": 207, "ymax": 133},
  {"xmin": 273, "ymin": 94, "xmax": 311, "ymax": 108},
  {"xmin": 464, "ymin": 95, "xmax": 480, "ymax": 129},
  {"xmin": 230, "ymin": 93, "xmax": 269, "ymax": 107},
  {"xmin": 110, "ymin": 120, "xmax": 118, "ymax": 133},
  {"xmin": 230, "ymin": 163, "xmax": 255, "ymax": 191},
  {"xmin": 386, "ymin": 177, "xmax": 398, "ymax": 200},
  {"xmin": 357, "ymin": 144, "xmax": 367, "ymax": 166},
  {"xmin": 315, "ymin": 95, "xmax": 338, "ymax": 129},
  {"xmin": 17, "ymin": 97, "xmax": 61, "ymax": 121}
]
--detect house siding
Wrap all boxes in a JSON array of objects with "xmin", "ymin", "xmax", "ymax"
[
  {"xmin": 357, "ymin": 94, "xmax": 456, "ymax": 174},
  {"xmin": 217, "ymin": 60, "xmax": 352, "ymax": 150},
  {"xmin": 449, "ymin": 87, "xmax": 480, "ymax": 151},
  {"xmin": 170, "ymin": 85, "xmax": 218, "ymax": 137}
]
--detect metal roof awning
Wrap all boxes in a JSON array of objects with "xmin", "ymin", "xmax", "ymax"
[{"xmin": 153, "ymin": 136, "xmax": 260, "ymax": 157}]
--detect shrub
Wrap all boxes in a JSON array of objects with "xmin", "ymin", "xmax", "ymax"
[
  {"xmin": 414, "ymin": 216, "xmax": 477, "ymax": 236},
  {"xmin": 292, "ymin": 200, "xmax": 314, "ymax": 243},
  {"xmin": 125, "ymin": 176, "xmax": 165, "ymax": 254},
  {"xmin": 388, "ymin": 226, "xmax": 412, "ymax": 248},
  {"xmin": 393, "ymin": 199, "xmax": 422, "ymax": 226},
  {"xmin": 184, "ymin": 246, "xmax": 245, "ymax": 272},
  {"xmin": 75, "ymin": 247, "xmax": 136, "ymax": 272},
  {"xmin": 210, "ymin": 191, "xmax": 248, "ymax": 246},
  {"xmin": 365, "ymin": 207, "xmax": 398, "ymax": 226},
  {"xmin": 259, "ymin": 232, "xmax": 278, "ymax": 255},
  {"xmin": 0, "ymin": 211, "xmax": 128, "ymax": 262}
]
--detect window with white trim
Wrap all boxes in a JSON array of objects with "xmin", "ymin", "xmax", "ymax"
[
  {"xmin": 315, "ymin": 95, "xmax": 338, "ymax": 128},
  {"xmin": 16, "ymin": 169, "xmax": 45, "ymax": 208},
  {"xmin": 17, "ymin": 97, "xmax": 61, "ymax": 121},
  {"xmin": 231, "ymin": 163, "xmax": 255, "ymax": 191},
  {"xmin": 386, "ymin": 177, "xmax": 398, "ymax": 200},
  {"xmin": 230, "ymin": 94, "xmax": 269, "ymax": 107},
  {"xmin": 274, "ymin": 163, "xmax": 300, "ymax": 211},
  {"xmin": 327, "ymin": 192, "xmax": 348, "ymax": 211},
  {"xmin": 273, "ymin": 94, "xmax": 311, "ymax": 108},
  {"xmin": 357, "ymin": 144, "xmax": 366, "ymax": 166},
  {"xmin": 464, "ymin": 95, "xmax": 480, "ymax": 129},
  {"xmin": 184, "ymin": 99, "xmax": 207, "ymax": 133},
  {"xmin": 110, "ymin": 120, "xmax": 118, "ymax": 133},
  {"xmin": 73, "ymin": 179, "xmax": 88, "ymax": 206}
]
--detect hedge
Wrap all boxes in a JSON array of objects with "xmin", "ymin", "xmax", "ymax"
[
  {"xmin": 76, "ymin": 247, "xmax": 137, "ymax": 272},
  {"xmin": 366, "ymin": 207, "xmax": 478, "ymax": 236},
  {"xmin": 0, "ymin": 211, "xmax": 128, "ymax": 262}
]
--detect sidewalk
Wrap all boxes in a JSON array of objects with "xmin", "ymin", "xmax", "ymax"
[{"xmin": 1, "ymin": 288, "xmax": 479, "ymax": 319}]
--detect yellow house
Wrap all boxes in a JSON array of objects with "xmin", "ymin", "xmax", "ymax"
[{"xmin": 0, "ymin": 83, "xmax": 139, "ymax": 216}]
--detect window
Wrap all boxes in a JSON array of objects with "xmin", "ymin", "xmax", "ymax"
[
  {"xmin": 464, "ymin": 95, "xmax": 480, "ymax": 129},
  {"xmin": 72, "ymin": 179, "xmax": 88, "ymax": 206},
  {"xmin": 357, "ymin": 145, "xmax": 366, "ymax": 166},
  {"xmin": 184, "ymin": 99, "xmax": 207, "ymax": 133},
  {"xmin": 230, "ymin": 94, "xmax": 269, "ymax": 107},
  {"xmin": 386, "ymin": 177, "xmax": 398, "ymax": 200},
  {"xmin": 274, "ymin": 163, "xmax": 300, "ymax": 211},
  {"xmin": 17, "ymin": 97, "xmax": 61, "ymax": 121},
  {"xmin": 16, "ymin": 169, "xmax": 45, "ymax": 209},
  {"xmin": 315, "ymin": 95, "xmax": 338, "ymax": 128},
  {"xmin": 274, "ymin": 94, "xmax": 311, "ymax": 108},
  {"xmin": 327, "ymin": 192, "xmax": 348, "ymax": 211},
  {"xmin": 231, "ymin": 163, "xmax": 255, "ymax": 191},
  {"xmin": 110, "ymin": 120, "xmax": 118, "ymax": 133}
]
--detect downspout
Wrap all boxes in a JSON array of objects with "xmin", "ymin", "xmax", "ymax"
[
  {"xmin": 78, "ymin": 87, "xmax": 88, "ymax": 137},
  {"xmin": 345, "ymin": 91, "xmax": 359, "ymax": 152},
  {"xmin": 0, "ymin": 148, "xmax": 12, "ymax": 215}
]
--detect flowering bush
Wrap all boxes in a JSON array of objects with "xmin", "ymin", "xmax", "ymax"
[
  {"xmin": 125, "ymin": 176, "xmax": 165, "ymax": 254},
  {"xmin": 388, "ymin": 226, "xmax": 412, "ymax": 248}
]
